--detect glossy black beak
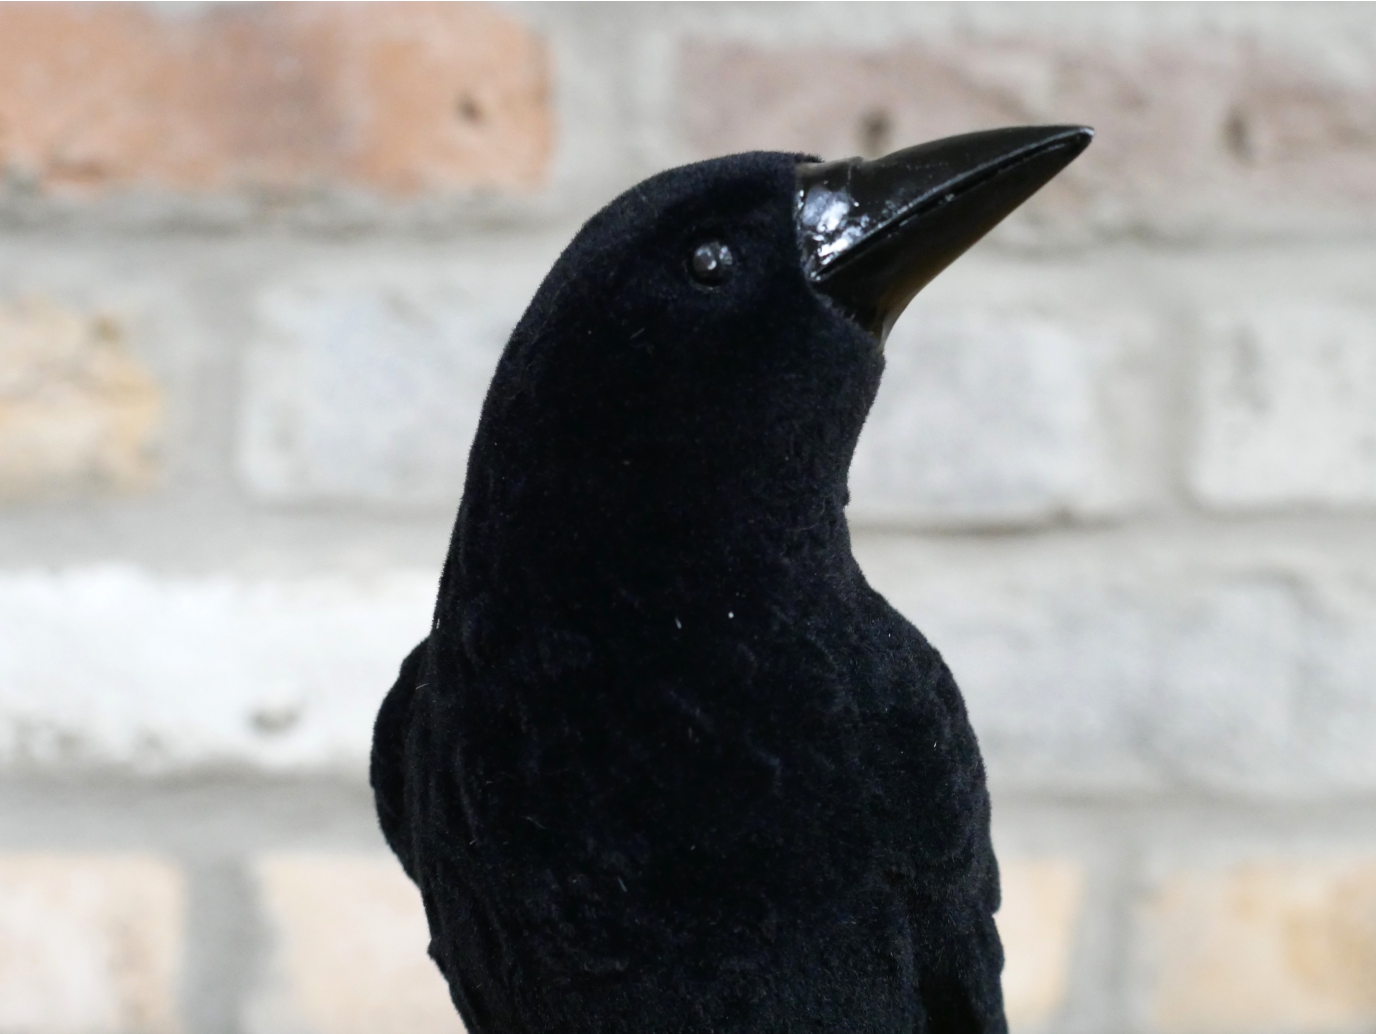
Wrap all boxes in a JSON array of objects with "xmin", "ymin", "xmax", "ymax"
[{"xmin": 798, "ymin": 125, "xmax": 1093, "ymax": 341}]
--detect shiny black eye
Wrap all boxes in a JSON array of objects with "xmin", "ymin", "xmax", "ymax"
[{"xmin": 690, "ymin": 240, "xmax": 735, "ymax": 285}]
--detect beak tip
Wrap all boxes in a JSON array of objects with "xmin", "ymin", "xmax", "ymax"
[{"xmin": 1062, "ymin": 124, "xmax": 1095, "ymax": 152}]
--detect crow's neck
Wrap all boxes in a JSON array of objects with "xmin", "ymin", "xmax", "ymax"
[{"xmin": 441, "ymin": 444, "xmax": 857, "ymax": 636}]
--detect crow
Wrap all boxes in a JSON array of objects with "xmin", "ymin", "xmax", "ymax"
[{"xmin": 372, "ymin": 125, "xmax": 1092, "ymax": 1034}]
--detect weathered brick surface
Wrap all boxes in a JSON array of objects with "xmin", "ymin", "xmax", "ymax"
[
  {"xmin": 849, "ymin": 309, "xmax": 1111, "ymax": 527},
  {"xmin": 238, "ymin": 269, "xmax": 518, "ymax": 506},
  {"xmin": 1190, "ymin": 304, "xmax": 1376, "ymax": 510},
  {"xmin": 7, "ymin": 541, "xmax": 1374, "ymax": 797},
  {"xmin": 0, "ymin": 854, "xmax": 184, "ymax": 1034},
  {"xmin": 1, "ymin": 6, "xmax": 1375, "ymax": 1030},
  {"xmin": 249, "ymin": 854, "xmax": 462, "ymax": 1034},
  {"xmin": 997, "ymin": 858, "xmax": 1085, "ymax": 1030},
  {"xmin": 682, "ymin": 38, "xmax": 1376, "ymax": 237},
  {"xmin": 0, "ymin": 567, "xmax": 431, "ymax": 770},
  {"xmin": 0, "ymin": 3, "xmax": 550, "ymax": 195},
  {"xmin": 0, "ymin": 297, "xmax": 161, "ymax": 501},
  {"xmin": 1142, "ymin": 858, "xmax": 1376, "ymax": 1033}
]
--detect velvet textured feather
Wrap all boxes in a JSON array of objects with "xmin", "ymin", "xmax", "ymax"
[{"xmin": 372, "ymin": 151, "xmax": 1006, "ymax": 1033}]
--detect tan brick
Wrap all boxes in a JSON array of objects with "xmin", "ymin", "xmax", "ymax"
[
  {"xmin": 250, "ymin": 854, "xmax": 463, "ymax": 1034},
  {"xmin": 0, "ymin": 2, "xmax": 550, "ymax": 196},
  {"xmin": 1143, "ymin": 859, "xmax": 1376, "ymax": 1033},
  {"xmin": 0, "ymin": 297, "xmax": 161, "ymax": 500},
  {"xmin": 997, "ymin": 858, "xmax": 1084, "ymax": 1030},
  {"xmin": 681, "ymin": 41, "xmax": 1376, "ymax": 233},
  {"xmin": 0, "ymin": 854, "xmax": 184, "ymax": 1034}
]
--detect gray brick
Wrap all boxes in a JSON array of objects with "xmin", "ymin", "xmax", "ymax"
[
  {"xmin": 238, "ymin": 267, "xmax": 521, "ymax": 506},
  {"xmin": 849, "ymin": 310, "xmax": 1112, "ymax": 528},
  {"xmin": 866, "ymin": 545, "xmax": 1159, "ymax": 793},
  {"xmin": 7, "ymin": 546, "xmax": 1373, "ymax": 796},
  {"xmin": 1189, "ymin": 304, "xmax": 1376, "ymax": 511},
  {"xmin": 0, "ymin": 567, "xmax": 432, "ymax": 771},
  {"xmin": 856, "ymin": 538, "xmax": 1376, "ymax": 797},
  {"xmin": 1146, "ymin": 578, "xmax": 1315, "ymax": 794}
]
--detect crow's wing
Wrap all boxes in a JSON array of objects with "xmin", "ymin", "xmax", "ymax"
[
  {"xmin": 848, "ymin": 586, "xmax": 1008, "ymax": 1034},
  {"xmin": 372, "ymin": 638, "xmax": 520, "ymax": 1034},
  {"xmin": 371, "ymin": 638, "xmax": 427, "ymax": 878}
]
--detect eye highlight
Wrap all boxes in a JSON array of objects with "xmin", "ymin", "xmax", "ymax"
[{"xmin": 690, "ymin": 240, "xmax": 735, "ymax": 285}]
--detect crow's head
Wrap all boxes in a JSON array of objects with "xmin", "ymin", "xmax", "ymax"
[{"xmin": 453, "ymin": 128, "xmax": 1091, "ymax": 598}]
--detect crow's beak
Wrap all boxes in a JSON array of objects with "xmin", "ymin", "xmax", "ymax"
[{"xmin": 797, "ymin": 125, "xmax": 1093, "ymax": 341}]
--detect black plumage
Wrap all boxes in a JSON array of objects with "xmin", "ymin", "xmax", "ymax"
[{"xmin": 372, "ymin": 128, "xmax": 1090, "ymax": 1034}]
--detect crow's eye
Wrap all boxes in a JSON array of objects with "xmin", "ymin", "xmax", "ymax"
[{"xmin": 689, "ymin": 240, "xmax": 735, "ymax": 285}]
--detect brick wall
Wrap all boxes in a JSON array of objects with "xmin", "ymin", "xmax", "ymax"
[{"xmin": 2, "ymin": 3, "xmax": 1375, "ymax": 1031}]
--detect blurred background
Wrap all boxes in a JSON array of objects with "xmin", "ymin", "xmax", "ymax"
[{"xmin": 1, "ymin": 2, "xmax": 1375, "ymax": 1032}]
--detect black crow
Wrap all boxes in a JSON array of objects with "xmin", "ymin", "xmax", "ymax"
[{"xmin": 373, "ymin": 126, "xmax": 1092, "ymax": 1034}]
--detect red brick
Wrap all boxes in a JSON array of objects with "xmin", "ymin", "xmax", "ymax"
[
  {"xmin": 0, "ymin": 2, "xmax": 551, "ymax": 195},
  {"xmin": 681, "ymin": 40, "xmax": 1376, "ymax": 230}
]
